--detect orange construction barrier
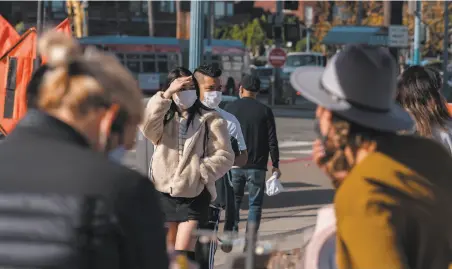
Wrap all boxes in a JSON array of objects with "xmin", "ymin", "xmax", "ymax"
[
  {"xmin": 448, "ymin": 103, "xmax": 452, "ymax": 116},
  {"xmin": 0, "ymin": 28, "xmax": 37, "ymax": 135},
  {"xmin": 0, "ymin": 15, "xmax": 20, "ymax": 56},
  {"xmin": 0, "ymin": 18, "xmax": 72, "ymax": 135}
]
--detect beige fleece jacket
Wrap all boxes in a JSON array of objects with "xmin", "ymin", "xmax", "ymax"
[{"xmin": 139, "ymin": 92, "xmax": 234, "ymax": 201}]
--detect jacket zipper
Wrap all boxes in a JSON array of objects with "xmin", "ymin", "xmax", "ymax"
[{"xmin": 170, "ymin": 114, "xmax": 211, "ymax": 195}]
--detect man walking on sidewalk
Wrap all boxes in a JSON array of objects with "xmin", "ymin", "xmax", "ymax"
[
  {"xmin": 193, "ymin": 64, "xmax": 248, "ymax": 269},
  {"xmin": 225, "ymin": 74, "xmax": 281, "ymax": 239}
]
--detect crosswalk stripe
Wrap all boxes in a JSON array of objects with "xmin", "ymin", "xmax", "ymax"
[
  {"xmin": 279, "ymin": 141, "xmax": 314, "ymax": 148},
  {"xmin": 280, "ymin": 149, "xmax": 313, "ymax": 155}
]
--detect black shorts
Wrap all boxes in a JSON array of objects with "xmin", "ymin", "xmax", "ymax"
[{"xmin": 158, "ymin": 188, "xmax": 211, "ymax": 223}]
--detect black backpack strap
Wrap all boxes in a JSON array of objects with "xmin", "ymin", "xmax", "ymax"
[{"xmin": 202, "ymin": 121, "xmax": 209, "ymax": 158}]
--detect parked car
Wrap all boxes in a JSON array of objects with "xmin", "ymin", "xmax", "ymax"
[{"xmin": 250, "ymin": 66, "xmax": 273, "ymax": 93}]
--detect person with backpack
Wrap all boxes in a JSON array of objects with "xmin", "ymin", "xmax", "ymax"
[
  {"xmin": 0, "ymin": 31, "xmax": 168, "ymax": 268},
  {"xmin": 140, "ymin": 67, "xmax": 234, "ymax": 262}
]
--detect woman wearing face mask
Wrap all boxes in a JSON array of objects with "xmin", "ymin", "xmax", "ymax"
[{"xmin": 140, "ymin": 67, "xmax": 234, "ymax": 261}]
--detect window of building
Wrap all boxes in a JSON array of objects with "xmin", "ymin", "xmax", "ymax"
[
  {"xmin": 50, "ymin": 0, "xmax": 66, "ymax": 18},
  {"xmin": 125, "ymin": 54, "xmax": 141, "ymax": 74},
  {"xmin": 157, "ymin": 61, "xmax": 168, "ymax": 73},
  {"xmin": 143, "ymin": 61, "xmax": 156, "ymax": 73},
  {"xmin": 51, "ymin": 0, "xmax": 65, "ymax": 13},
  {"xmin": 159, "ymin": 1, "xmax": 175, "ymax": 13},
  {"xmin": 226, "ymin": 2, "xmax": 234, "ymax": 16},
  {"xmin": 126, "ymin": 61, "xmax": 141, "ymax": 73},
  {"xmin": 130, "ymin": 1, "xmax": 146, "ymax": 14},
  {"xmin": 214, "ymin": 2, "xmax": 225, "ymax": 18}
]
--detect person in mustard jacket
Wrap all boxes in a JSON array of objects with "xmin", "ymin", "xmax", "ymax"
[{"xmin": 291, "ymin": 45, "xmax": 452, "ymax": 269}]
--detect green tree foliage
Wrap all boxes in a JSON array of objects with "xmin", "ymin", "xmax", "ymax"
[
  {"xmin": 295, "ymin": 37, "xmax": 316, "ymax": 52},
  {"xmin": 244, "ymin": 18, "xmax": 266, "ymax": 55},
  {"xmin": 214, "ymin": 17, "xmax": 270, "ymax": 56}
]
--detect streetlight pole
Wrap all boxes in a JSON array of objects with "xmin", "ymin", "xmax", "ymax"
[
  {"xmin": 413, "ymin": 0, "xmax": 422, "ymax": 65},
  {"xmin": 357, "ymin": 1, "xmax": 363, "ymax": 25},
  {"xmin": 305, "ymin": 6, "xmax": 313, "ymax": 52},
  {"xmin": 206, "ymin": 1, "xmax": 214, "ymax": 64},
  {"xmin": 34, "ymin": 0, "xmax": 43, "ymax": 69},
  {"xmin": 443, "ymin": 1, "xmax": 450, "ymax": 97},
  {"xmin": 272, "ymin": 0, "xmax": 283, "ymax": 106},
  {"xmin": 189, "ymin": 0, "xmax": 204, "ymax": 71}
]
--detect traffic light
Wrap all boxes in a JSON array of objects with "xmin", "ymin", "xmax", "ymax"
[
  {"xmin": 273, "ymin": 26, "xmax": 282, "ymax": 41},
  {"xmin": 284, "ymin": 1, "xmax": 299, "ymax": 11},
  {"xmin": 180, "ymin": 1, "xmax": 190, "ymax": 12},
  {"xmin": 284, "ymin": 23, "xmax": 300, "ymax": 42},
  {"xmin": 265, "ymin": 23, "xmax": 273, "ymax": 39}
]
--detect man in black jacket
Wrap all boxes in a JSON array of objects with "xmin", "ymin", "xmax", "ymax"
[
  {"xmin": 225, "ymin": 74, "xmax": 281, "ymax": 236},
  {"xmin": 0, "ymin": 31, "xmax": 168, "ymax": 269}
]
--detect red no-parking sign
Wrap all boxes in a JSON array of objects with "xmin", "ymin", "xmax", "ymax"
[{"xmin": 268, "ymin": 48, "xmax": 287, "ymax": 68}]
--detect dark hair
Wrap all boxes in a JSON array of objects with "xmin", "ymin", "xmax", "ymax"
[
  {"xmin": 194, "ymin": 64, "xmax": 222, "ymax": 78},
  {"xmin": 163, "ymin": 67, "xmax": 212, "ymax": 130},
  {"xmin": 320, "ymin": 112, "xmax": 392, "ymax": 187},
  {"xmin": 396, "ymin": 65, "xmax": 451, "ymax": 137}
]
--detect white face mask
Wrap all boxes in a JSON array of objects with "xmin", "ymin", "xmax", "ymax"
[
  {"xmin": 173, "ymin": 90, "xmax": 197, "ymax": 110},
  {"xmin": 202, "ymin": 91, "xmax": 222, "ymax": 108}
]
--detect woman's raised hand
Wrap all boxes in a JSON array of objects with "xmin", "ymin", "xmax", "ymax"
[{"xmin": 163, "ymin": 76, "xmax": 193, "ymax": 99}]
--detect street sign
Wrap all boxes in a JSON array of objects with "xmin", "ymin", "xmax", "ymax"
[
  {"xmin": 388, "ymin": 25, "xmax": 409, "ymax": 48},
  {"xmin": 305, "ymin": 6, "xmax": 313, "ymax": 27},
  {"xmin": 268, "ymin": 48, "xmax": 287, "ymax": 68}
]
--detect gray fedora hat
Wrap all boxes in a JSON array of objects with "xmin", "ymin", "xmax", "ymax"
[{"xmin": 290, "ymin": 45, "xmax": 414, "ymax": 132}]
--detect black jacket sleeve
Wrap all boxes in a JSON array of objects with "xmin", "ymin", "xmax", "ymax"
[
  {"xmin": 230, "ymin": 136, "xmax": 240, "ymax": 156},
  {"xmin": 115, "ymin": 174, "xmax": 168, "ymax": 269},
  {"xmin": 266, "ymin": 107, "xmax": 279, "ymax": 169}
]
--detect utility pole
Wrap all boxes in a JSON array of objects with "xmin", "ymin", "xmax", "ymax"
[
  {"xmin": 383, "ymin": 1, "xmax": 390, "ymax": 26},
  {"xmin": 34, "ymin": 0, "xmax": 43, "ymax": 69},
  {"xmin": 189, "ymin": 0, "xmax": 204, "ymax": 71},
  {"xmin": 305, "ymin": 6, "xmax": 313, "ymax": 52},
  {"xmin": 273, "ymin": 0, "xmax": 283, "ymax": 105},
  {"xmin": 206, "ymin": 1, "xmax": 214, "ymax": 64},
  {"xmin": 413, "ymin": 1, "xmax": 422, "ymax": 65},
  {"xmin": 357, "ymin": 1, "xmax": 363, "ymax": 25},
  {"xmin": 82, "ymin": 0, "xmax": 89, "ymax": 37},
  {"xmin": 384, "ymin": 1, "xmax": 404, "ymax": 66},
  {"xmin": 443, "ymin": 1, "xmax": 450, "ymax": 97},
  {"xmin": 147, "ymin": 0, "xmax": 154, "ymax": 36}
]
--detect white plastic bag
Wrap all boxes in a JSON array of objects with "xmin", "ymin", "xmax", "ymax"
[{"xmin": 265, "ymin": 172, "xmax": 284, "ymax": 196}]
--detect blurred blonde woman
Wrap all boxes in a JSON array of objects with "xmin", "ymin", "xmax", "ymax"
[
  {"xmin": 397, "ymin": 65, "xmax": 452, "ymax": 153},
  {"xmin": 140, "ymin": 67, "xmax": 234, "ymax": 261},
  {"xmin": 0, "ymin": 31, "xmax": 168, "ymax": 268}
]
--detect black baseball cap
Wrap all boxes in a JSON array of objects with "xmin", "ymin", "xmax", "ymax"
[{"xmin": 240, "ymin": 74, "xmax": 261, "ymax": 92}]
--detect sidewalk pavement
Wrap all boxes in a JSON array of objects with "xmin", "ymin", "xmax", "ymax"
[{"xmin": 214, "ymin": 161, "xmax": 334, "ymax": 268}]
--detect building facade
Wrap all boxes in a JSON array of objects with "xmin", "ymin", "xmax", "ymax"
[{"xmin": 1, "ymin": 1, "xmax": 318, "ymax": 38}]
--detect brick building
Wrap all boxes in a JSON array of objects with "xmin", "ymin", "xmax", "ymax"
[{"xmin": 0, "ymin": 0, "xmax": 317, "ymax": 38}]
